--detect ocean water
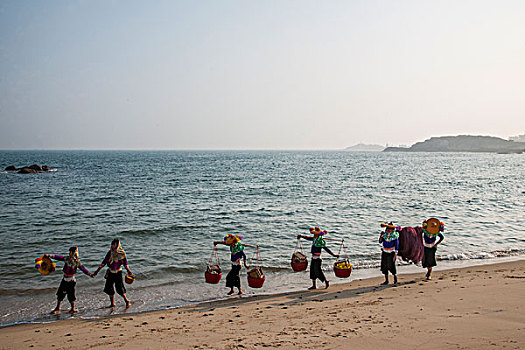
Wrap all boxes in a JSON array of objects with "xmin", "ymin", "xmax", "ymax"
[{"xmin": 0, "ymin": 150, "xmax": 524, "ymax": 326}]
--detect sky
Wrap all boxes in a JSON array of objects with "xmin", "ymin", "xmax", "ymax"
[{"xmin": 1, "ymin": 1, "xmax": 524, "ymax": 150}]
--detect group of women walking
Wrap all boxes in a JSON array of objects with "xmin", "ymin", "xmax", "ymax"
[
  {"xmin": 44, "ymin": 218, "xmax": 444, "ymax": 313},
  {"xmin": 214, "ymin": 218, "xmax": 445, "ymax": 295},
  {"xmin": 45, "ymin": 238, "xmax": 132, "ymax": 314},
  {"xmin": 378, "ymin": 218, "xmax": 445, "ymax": 284}
]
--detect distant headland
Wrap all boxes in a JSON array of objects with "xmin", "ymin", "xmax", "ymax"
[
  {"xmin": 383, "ymin": 135, "xmax": 525, "ymax": 154},
  {"xmin": 345, "ymin": 143, "xmax": 385, "ymax": 152}
]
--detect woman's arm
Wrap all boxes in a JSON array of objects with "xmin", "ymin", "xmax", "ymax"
[
  {"xmin": 93, "ymin": 251, "xmax": 111, "ymax": 276},
  {"xmin": 213, "ymin": 241, "xmax": 226, "ymax": 246},
  {"xmin": 79, "ymin": 265, "xmax": 94, "ymax": 277},
  {"xmin": 123, "ymin": 258, "xmax": 132, "ymax": 274},
  {"xmin": 93, "ymin": 265, "xmax": 102, "ymax": 276},
  {"xmin": 46, "ymin": 254, "xmax": 64, "ymax": 261},
  {"xmin": 323, "ymin": 246, "xmax": 339, "ymax": 258},
  {"xmin": 297, "ymin": 235, "xmax": 313, "ymax": 241},
  {"xmin": 243, "ymin": 253, "xmax": 248, "ymax": 268}
]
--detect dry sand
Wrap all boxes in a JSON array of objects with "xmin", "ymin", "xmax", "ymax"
[{"xmin": 1, "ymin": 260, "xmax": 524, "ymax": 350}]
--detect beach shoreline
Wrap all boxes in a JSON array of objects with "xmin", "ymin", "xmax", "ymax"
[
  {"xmin": 2, "ymin": 254, "xmax": 523, "ymax": 329},
  {"xmin": 1, "ymin": 259, "xmax": 524, "ymax": 349}
]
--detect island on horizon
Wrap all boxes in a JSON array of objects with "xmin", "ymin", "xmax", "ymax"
[
  {"xmin": 345, "ymin": 143, "xmax": 385, "ymax": 152},
  {"xmin": 383, "ymin": 135, "xmax": 525, "ymax": 154}
]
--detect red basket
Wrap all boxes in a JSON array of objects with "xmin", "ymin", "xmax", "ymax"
[
  {"xmin": 205, "ymin": 246, "xmax": 222, "ymax": 284},
  {"xmin": 247, "ymin": 275, "xmax": 265, "ymax": 288},
  {"xmin": 205, "ymin": 271, "xmax": 222, "ymax": 284},
  {"xmin": 333, "ymin": 241, "xmax": 352, "ymax": 278},
  {"xmin": 247, "ymin": 246, "xmax": 265, "ymax": 288},
  {"xmin": 291, "ymin": 240, "xmax": 308, "ymax": 272},
  {"xmin": 291, "ymin": 260, "xmax": 308, "ymax": 272},
  {"xmin": 334, "ymin": 267, "xmax": 352, "ymax": 278}
]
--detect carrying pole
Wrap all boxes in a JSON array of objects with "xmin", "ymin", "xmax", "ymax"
[{"xmin": 323, "ymin": 238, "xmax": 344, "ymax": 242}]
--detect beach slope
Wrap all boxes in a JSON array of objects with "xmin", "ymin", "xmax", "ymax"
[{"xmin": 1, "ymin": 260, "xmax": 524, "ymax": 349}]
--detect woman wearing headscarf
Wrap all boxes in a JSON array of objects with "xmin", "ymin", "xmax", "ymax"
[
  {"xmin": 93, "ymin": 238, "xmax": 133, "ymax": 308},
  {"xmin": 421, "ymin": 218, "xmax": 445, "ymax": 280},
  {"xmin": 214, "ymin": 234, "xmax": 255, "ymax": 295},
  {"xmin": 379, "ymin": 222, "xmax": 400, "ymax": 285},
  {"xmin": 45, "ymin": 246, "xmax": 94, "ymax": 314},
  {"xmin": 297, "ymin": 227, "xmax": 339, "ymax": 290}
]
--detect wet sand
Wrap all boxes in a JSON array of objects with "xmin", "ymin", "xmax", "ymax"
[{"xmin": 1, "ymin": 260, "xmax": 524, "ymax": 349}]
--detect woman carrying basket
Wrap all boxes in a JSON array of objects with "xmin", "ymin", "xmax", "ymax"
[
  {"xmin": 297, "ymin": 227, "xmax": 339, "ymax": 290},
  {"xmin": 93, "ymin": 238, "xmax": 133, "ymax": 308},
  {"xmin": 421, "ymin": 218, "xmax": 445, "ymax": 280},
  {"xmin": 45, "ymin": 246, "xmax": 94, "ymax": 314},
  {"xmin": 214, "ymin": 234, "xmax": 254, "ymax": 295}
]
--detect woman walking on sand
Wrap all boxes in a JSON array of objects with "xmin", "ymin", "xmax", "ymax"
[
  {"xmin": 379, "ymin": 222, "xmax": 400, "ymax": 285},
  {"xmin": 214, "ymin": 234, "xmax": 255, "ymax": 295},
  {"xmin": 93, "ymin": 238, "xmax": 133, "ymax": 308},
  {"xmin": 45, "ymin": 247, "xmax": 94, "ymax": 314},
  {"xmin": 421, "ymin": 218, "xmax": 444, "ymax": 280},
  {"xmin": 297, "ymin": 227, "xmax": 339, "ymax": 290}
]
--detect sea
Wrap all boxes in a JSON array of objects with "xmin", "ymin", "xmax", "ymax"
[{"xmin": 0, "ymin": 150, "xmax": 524, "ymax": 327}]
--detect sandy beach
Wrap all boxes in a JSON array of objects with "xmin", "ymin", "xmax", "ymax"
[{"xmin": 1, "ymin": 259, "xmax": 524, "ymax": 350}]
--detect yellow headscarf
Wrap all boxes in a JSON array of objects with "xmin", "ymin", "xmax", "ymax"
[
  {"xmin": 65, "ymin": 247, "xmax": 81, "ymax": 268},
  {"xmin": 109, "ymin": 241, "xmax": 126, "ymax": 263}
]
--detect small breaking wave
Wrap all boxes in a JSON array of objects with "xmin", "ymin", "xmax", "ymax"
[{"xmin": 120, "ymin": 224, "xmax": 205, "ymax": 236}]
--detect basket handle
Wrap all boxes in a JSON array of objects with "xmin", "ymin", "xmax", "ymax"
[
  {"xmin": 249, "ymin": 245, "xmax": 262, "ymax": 269},
  {"xmin": 294, "ymin": 238, "xmax": 304, "ymax": 253},
  {"xmin": 337, "ymin": 239, "xmax": 349, "ymax": 260},
  {"xmin": 208, "ymin": 246, "xmax": 221, "ymax": 267}
]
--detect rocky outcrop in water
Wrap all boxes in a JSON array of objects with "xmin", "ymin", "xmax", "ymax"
[{"xmin": 4, "ymin": 164, "xmax": 56, "ymax": 174}]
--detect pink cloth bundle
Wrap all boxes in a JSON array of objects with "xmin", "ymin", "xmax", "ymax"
[{"xmin": 398, "ymin": 227, "xmax": 424, "ymax": 264}]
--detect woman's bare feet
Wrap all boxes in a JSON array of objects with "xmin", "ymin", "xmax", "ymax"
[
  {"xmin": 122, "ymin": 294, "xmax": 131, "ymax": 308},
  {"xmin": 227, "ymin": 290, "xmax": 235, "ymax": 295},
  {"xmin": 69, "ymin": 308, "xmax": 78, "ymax": 314},
  {"xmin": 107, "ymin": 304, "xmax": 116, "ymax": 308},
  {"xmin": 308, "ymin": 285, "xmax": 316, "ymax": 290},
  {"xmin": 50, "ymin": 308, "xmax": 60, "ymax": 315}
]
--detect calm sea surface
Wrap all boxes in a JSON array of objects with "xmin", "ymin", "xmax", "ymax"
[{"xmin": 0, "ymin": 151, "xmax": 524, "ymax": 326}]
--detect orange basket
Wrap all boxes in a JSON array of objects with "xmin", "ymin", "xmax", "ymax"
[{"xmin": 124, "ymin": 273, "xmax": 135, "ymax": 284}]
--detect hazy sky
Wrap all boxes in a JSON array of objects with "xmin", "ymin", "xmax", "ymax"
[{"xmin": 1, "ymin": 1, "xmax": 524, "ymax": 150}]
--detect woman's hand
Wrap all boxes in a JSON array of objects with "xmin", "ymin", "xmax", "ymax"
[{"xmin": 297, "ymin": 235, "xmax": 302, "ymax": 240}]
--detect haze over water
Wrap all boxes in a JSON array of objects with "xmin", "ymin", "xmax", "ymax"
[{"xmin": 0, "ymin": 150, "xmax": 524, "ymax": 326}]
